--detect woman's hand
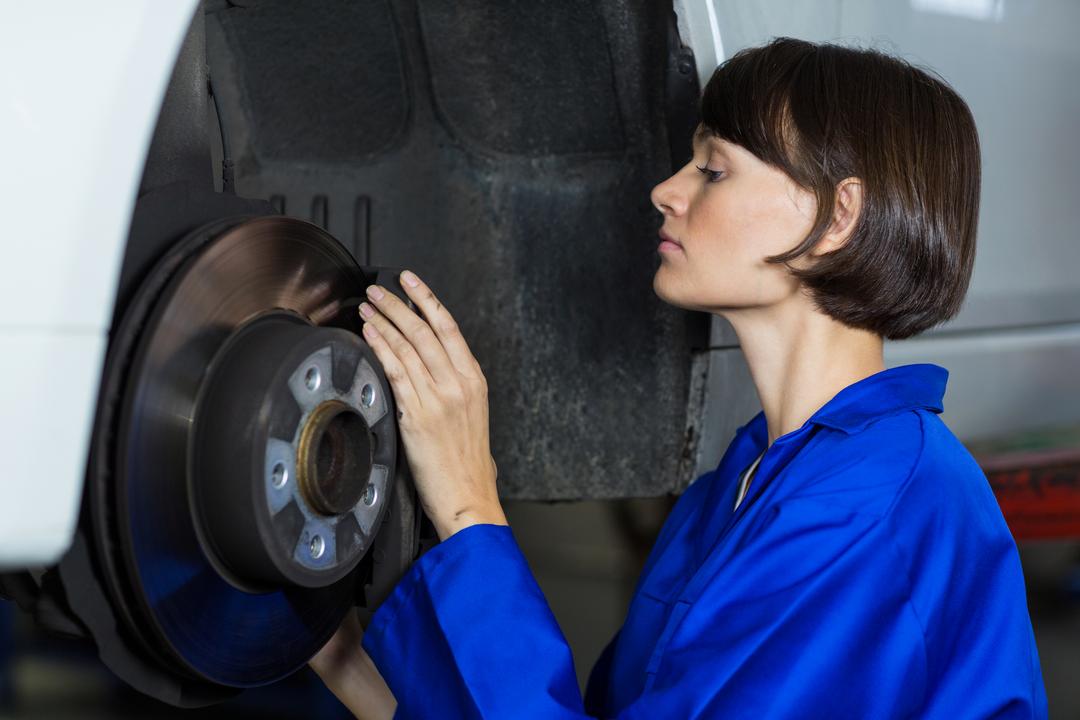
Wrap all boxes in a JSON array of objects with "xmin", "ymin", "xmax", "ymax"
[
  {"xmin": 358, "ymin": 270, "xmax": 507, "ymax": 541},
  {"xmin": 309, "ymin": 609, "xmax": 396, "ymax": 720}
]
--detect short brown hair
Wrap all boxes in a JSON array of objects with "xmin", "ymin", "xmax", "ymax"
[{"xmin": 700, "ymin": 36, "xmax": 981, "ymax": 340}]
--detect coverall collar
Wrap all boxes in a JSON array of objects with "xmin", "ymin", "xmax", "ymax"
[
  {"xmin": 745, "ymin": 362, "xmax": 949, "ymax": 446},
  {"xmin": 695, "ymin": 362, "xmax": 952, "ymax": 591}
]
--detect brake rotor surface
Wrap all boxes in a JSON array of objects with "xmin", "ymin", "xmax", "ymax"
[{"xmin": 105, "ymin": 215, "xmax": 391, "ymax": 687}]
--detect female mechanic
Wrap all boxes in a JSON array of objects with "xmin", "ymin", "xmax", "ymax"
[{"xmin": 309, "ymin": 36, "xmax": 1048, "ymax": 719}]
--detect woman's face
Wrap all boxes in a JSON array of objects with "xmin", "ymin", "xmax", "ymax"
[{"xmin": 650, "ymin": 125, "xmax": 819, "ymax": 316}]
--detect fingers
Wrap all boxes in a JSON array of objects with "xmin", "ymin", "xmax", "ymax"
[
  {"xmin": 363, "ymin": 280, "xmax": 462, "ymax": 386},
  {"xmin": 360, "ymin": 319, "xmax": 428, "ymax": 412},
  {"xmin": 380, "ymin": 272, "xmax": 484, "ymax": 381}
]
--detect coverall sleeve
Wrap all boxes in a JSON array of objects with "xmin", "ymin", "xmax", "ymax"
[
  {"xmin": 361, "ymin": 518, "xmax": 917, "ymax": 720},
  {"xmin": 360, "ymin": 509, "xmax": 1042, "ymax": 720},
  {"xmin": 361, "ymin": 523, "xmax": 588, "ymax": 719}
]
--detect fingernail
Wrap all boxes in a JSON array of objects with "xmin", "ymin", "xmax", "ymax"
[
  {"xmin": 363, "ymin": 323, "xmax": 379, "ymax": 339},
  {"xmin": 358, "ymin": 302, "xmax": 375, "ymax": 318},
  {"xmin": 366, "ymin": 285, "xmax": 385, "ymax": 301},
  {"xmin": 402, "ymin": 270, "xmax": 420, "ymax": 287}
]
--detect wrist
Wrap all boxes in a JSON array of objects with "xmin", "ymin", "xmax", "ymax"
[{"xmin": 432, "ymin": 503, "xmax": 508, "ymax": 542}]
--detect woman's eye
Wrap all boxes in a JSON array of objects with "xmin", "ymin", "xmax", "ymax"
[{"xmin": 696, "ymin": 165, "xmax": 724, "ymax": 183}]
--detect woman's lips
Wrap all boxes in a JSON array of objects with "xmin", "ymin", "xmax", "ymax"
[{"xmin": 658, "ymin": 231, "xmax": 683, "ymax": 252}]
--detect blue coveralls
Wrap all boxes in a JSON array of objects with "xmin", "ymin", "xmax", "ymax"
[{"xmin": 362, "ymin": 363, "xmax": 1049, "ymax": 718}]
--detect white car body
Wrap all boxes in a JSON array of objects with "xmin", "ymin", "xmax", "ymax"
[{"xmin": 0, "ymin": 1, "xmax": 200, "ymax": 567}]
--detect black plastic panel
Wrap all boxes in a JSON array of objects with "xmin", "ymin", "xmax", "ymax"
[
  {"xmin": 217, "ymin": 0, "xmax": 408, "ymax": 164},
  {"xmin": 206, "ymin": 0, "xmax": 706, "ymax": 499},
  {"xmin": 418, "ymin": 0, "xmax": 625, "ymax": 156}
]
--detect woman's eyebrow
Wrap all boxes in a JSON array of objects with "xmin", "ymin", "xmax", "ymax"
[
  {"xmin": 693, "ymin": 128, "xmax": 732, "ymax": 157},
  {"xmin": 712, "ymin": 141, "xmax": 738, "ymax": 164},
  {"xmin": 692, "ymin": 126, "xmax": 711, "ymax": 148}
]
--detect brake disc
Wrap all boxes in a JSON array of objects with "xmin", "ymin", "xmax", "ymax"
[{"xmin": 57, "ymin": 212, "xmax": 417, "ymax": 705}]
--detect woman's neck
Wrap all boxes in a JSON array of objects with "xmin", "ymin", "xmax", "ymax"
[{"xmin": 720, "ymin": 296, "xmax": 885, "ymax": 449}]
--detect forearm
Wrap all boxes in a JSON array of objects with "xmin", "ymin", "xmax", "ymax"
[
  {"xmin": 312, "ymin": 647, "xmax": 397, "ymax": 720},
  {"xmin": 309, "ymin": 609, "xmax": 397, "ymax": 720}
]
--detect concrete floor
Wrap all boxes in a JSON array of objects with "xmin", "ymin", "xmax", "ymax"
[{"xmin": 1, "ymin": 498, "xmax": 1077, "ymax": 718}]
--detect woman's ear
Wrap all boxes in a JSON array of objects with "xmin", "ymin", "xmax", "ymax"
[{"xmin": 814, "ymin": 177, "xmax": 863, "ymax": 256}]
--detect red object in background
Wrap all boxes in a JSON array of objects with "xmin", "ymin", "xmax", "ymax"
[{"xmin": 972, "ymin": 444, "xmax": 1080, "ymax": 540}]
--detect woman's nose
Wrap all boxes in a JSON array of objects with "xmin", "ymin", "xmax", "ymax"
[{"xmin": 650, "ymin": 173, "xmax": 687, "ymax": 217}]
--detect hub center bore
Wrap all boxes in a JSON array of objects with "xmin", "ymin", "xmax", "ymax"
[{"xmin": 298, "ymin": 400, "xmax": 374, "ymax": 516}]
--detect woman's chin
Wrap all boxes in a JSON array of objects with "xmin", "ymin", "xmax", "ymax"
[
  {"xmin": 652, "ymin": 271, "xmax": 685, "ymax": 309},
  {"xmin": 651, "ymin": 269, "xmax": 667, "ymax": 298}
]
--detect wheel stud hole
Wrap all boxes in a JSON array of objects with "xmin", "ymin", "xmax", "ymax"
[
  {"xmin": 309, "ymin": 534, "xmax": 325, "ymax": 559},
  {"xmin": 271, "ymin": 462, "xmax": 288, "ymax": 489}
]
